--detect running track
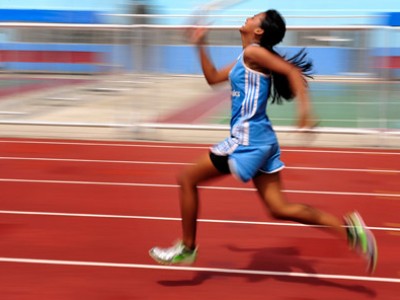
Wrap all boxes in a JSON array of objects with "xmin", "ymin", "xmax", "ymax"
[{"xmin": 0, "ymin": 138, "xmax": 399, "ymax": 299}]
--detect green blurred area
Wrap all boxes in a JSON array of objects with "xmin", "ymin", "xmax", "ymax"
[{"xmin": 212, "ymin": 81, "xmax": 400, "ymax": 129}]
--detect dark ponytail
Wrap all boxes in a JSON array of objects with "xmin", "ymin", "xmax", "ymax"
[{"xmin": 261, "ymin": 10, "xmax": 313, "ymax": 104}]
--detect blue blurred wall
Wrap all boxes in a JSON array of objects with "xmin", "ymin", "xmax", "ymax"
[
  {"xmin": 1, "ymin": 0, "xmax": 399, "ymax": 21},
  {"xmin": 1, "ymin": 0, "xmax": 398, "ymax": 12},
  {"xmin": 0, "ymin": 0, "xmax": 399, "ymax": 75}
]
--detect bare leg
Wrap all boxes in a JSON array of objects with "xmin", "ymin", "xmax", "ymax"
[
  {"xmin": 253, "ymin": 172, "xmax": 347, "ymax": 239},
  {"xmin": 177, "ymin": 153, "xmax": 226, "ymax": 249}
]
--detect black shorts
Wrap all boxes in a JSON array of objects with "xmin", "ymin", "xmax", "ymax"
[{"xmin": 209, "ymin": 151, "xmax": 231, "ymax": 174}]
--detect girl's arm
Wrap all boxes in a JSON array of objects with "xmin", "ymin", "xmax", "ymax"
[
  {"xmin": 244, "ymin": 45, "xmax": 316, "ymax": 128},
  {"xmin": 189, "ymin": 27, "xmax": 235, "ymax": 85}
]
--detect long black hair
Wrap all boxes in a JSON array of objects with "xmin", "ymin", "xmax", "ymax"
[{"xmin": 260, "ymin": 10, "xmax": 313, "ymax": 104}]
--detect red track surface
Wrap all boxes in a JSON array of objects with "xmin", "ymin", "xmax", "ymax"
[{"xmin": 0, "ymin": 137, "xmax": 399, "ymax": 299}]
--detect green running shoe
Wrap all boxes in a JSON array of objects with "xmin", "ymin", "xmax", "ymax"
[
  {"xmin": 149, "ymin": 241, "xmax": 198, "ymax": 265},
  {"xmin": 345, "ymin": 211, "xmax": 378, "ymax": 274}
]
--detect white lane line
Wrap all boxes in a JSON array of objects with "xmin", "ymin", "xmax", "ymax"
[
  {"xmin": 0, "ymin": 178, "xmax": 399, "ymax": 198},
  {"xmin": 0, "ymin": 140, "xmax": 208, "ymax": 150},
  {"xmin": 289, "ymin": 166, "xmax": 400, "ymax": 173},
  {"xmin": 0, "ymin": 257, "xmax": 399, "ymax": 283},
  {"xmin": 1, "ymin": 139, "xmax": 399, "ymax": 155},
  {"xmin": 0, "ymin": 210, "xmax": 397, "ymax": 232},
  {"xmin": 0, "ymin": 157, "xmax": 190, "ymax": 166},
  {"xmin": 0, "ymin": 156, "xmax": 399, "ymax": 173},
  {"xmin": 283, "ymin": 149, "xmax": 400, "ymax": 155}
]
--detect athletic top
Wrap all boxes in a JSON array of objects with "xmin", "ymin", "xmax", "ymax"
[{"xmin": 212, "ymin": 47, "xmax": 278, "ymax": 156}]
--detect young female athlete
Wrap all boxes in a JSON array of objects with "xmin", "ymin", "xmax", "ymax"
[{"xmin": 149, "ymin": 9, "xmax": 377, "ymax": 273}]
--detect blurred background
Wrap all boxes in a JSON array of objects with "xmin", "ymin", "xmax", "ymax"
[{"xmin": 0, "ymin": 0, "xmax": 399, "ymax": 147}]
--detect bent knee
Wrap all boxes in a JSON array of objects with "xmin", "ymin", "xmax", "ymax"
[
  {"xmin": 269, "ymin": 206, "xmax": 292, "ymax": 220},
  {"xmin": 176, "ymin": 171, "xmax": 197, "ymax": 189}
]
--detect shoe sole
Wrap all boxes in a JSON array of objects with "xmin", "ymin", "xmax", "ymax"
[{"xmin": 365, "ymin": 228, "xmax": 378, "ymax": 274}]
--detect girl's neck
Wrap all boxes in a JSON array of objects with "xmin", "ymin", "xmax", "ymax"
[{"xmin": 241, "ymin": 36, "xmax": 260, "ymax": 48}]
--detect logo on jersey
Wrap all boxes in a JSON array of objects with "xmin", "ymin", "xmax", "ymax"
[{"xmin": 231, "ymin": 90, "xmax": 240, "ymax": 97}]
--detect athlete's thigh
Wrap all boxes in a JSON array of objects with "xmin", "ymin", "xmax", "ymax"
[{"xmin": 252, "ymin": 171, "xmax": 287, "ymax": 210}]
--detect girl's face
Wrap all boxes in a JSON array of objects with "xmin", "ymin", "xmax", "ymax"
[{"xmin": 240, "ymin": 13, "xmax": 265, "ymax": 34}]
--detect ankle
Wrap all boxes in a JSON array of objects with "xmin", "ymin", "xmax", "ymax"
[{"xmin": 182, "ymin": 242, "xmax": 196, "ymax": 251}]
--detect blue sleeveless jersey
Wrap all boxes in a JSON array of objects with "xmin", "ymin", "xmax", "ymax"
[
  {"xmin": 212, "ymin": 50, "xmax": 278, "ymax": 156},
  {"xmin": 210, "ymin": 49, "xmax": 284, "ymax": 182}
]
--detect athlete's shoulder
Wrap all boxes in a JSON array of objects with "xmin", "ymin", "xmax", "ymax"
[{"xmin": 244, "ymin": 44, "xmax": 272, "ymax": 59}]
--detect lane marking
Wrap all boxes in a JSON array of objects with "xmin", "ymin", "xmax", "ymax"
[
  {"xmin": 0, "ymin": 257, "xmax": 399, "ymax": 283},
  {"xmin": 289, "ymin": 166, "xmax": 400, "ymax": 174},
  {"xmin": 0, "ymin": 156, "xmax": 399, "ymax": 173},
  {"xmin": 0, "ymin": 140, "xmax": 207, "ymax": 149},
  {"xmin": 0, "ymin": 157, "xmax": 190, "ymax": 166},
  {"xmin": 0, "ymin": 178, "xmax": 399, "ymax": 198},
  {"xmin": 1, "ymin": 140, "xmax": 399, "ymax": 155},
  {"xmin": 283, "ymin": 149, "xmax": 400, "ymax": 156},
  {"xmin": 374, "ymin": 191, "xmax": 400, "ymax": 200},
  {"xmin": 0, "ymin": 210, "xmax": 397, "ymax": 232}
]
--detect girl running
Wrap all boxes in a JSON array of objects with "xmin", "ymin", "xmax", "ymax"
[{"xmin": 149, "ymin": 9, "xmax": 377, "ymax": 274}]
